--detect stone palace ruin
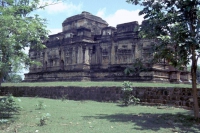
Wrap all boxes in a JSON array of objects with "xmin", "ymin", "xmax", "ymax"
[{"xmin": 24, "ymin": 11, "xmax": 190, "ymax": 83}]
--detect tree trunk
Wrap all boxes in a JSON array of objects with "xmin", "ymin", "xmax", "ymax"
[
  {"xmin": 0, "ymin": 73, "xmax": 2, "ymax": 86},
  {"xmin": 191, "ymin": 46, "xmax": 200, "ymax": 119}
]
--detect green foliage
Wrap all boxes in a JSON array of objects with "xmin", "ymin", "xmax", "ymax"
[
  {"xmin": 121, "ymin": 81, "xmax": 140, "ymax": 106},
  {"xmin": 61, "ymin": 94, "xmax": 68, "ymax": 101},
  {"xmin": 0, "ymin": 94, "xmax": 20, "ymax": 118},
  {"xmin": 0, "ymin": 119, "xmax": 8, "ymax": 124},
  {"xmin": 124, "ymin": 58, "xmax": 147, "ymax": 76},
  {"xmin": 4, "ymin": 73, "xmax": 22, "ymax": 83},
  {"xmin": 0, "ymin": 0, "xmax": 49, "ymax": 85},
  {"xmin": 127, "ymin": 0, "xmax": 200, "ymax": 118},
  {"xmin": 126, "ymin": 0, "xmax": 200, "ymax": 68},
  {"xmin": 35, "ymin": 100, "xmax": 46, "ymax": 110},
  {"xmin": 38, "ymin": 113, "xmax": 51, "ymax": 126},
  {"xmin": 60, "ymin": 90, "xmax": 68, "ymax": 101}
]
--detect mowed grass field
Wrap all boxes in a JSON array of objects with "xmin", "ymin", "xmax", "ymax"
[
  {"xmin": 1, "ymin": 97, "xmax": 200, "ymax": 133},
  {"xmin": 1, "ymin": 81, "xmax": 197, "ymax": 88}
]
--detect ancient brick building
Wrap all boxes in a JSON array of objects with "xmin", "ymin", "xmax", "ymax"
[{"xmin": 24, "ymin": 11, "xmax": 190, "ymax": 83}]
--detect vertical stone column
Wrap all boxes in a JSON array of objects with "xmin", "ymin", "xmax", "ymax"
[
  {"xmin": 64, "ymin": 48, "xmax": 67, "ymax": 64},
  {"xmin": 170, "ymin": 71, "xmax": 181, "ymax": 83},
  {"xmin": 115, "ymin": 46, "xmax": 118, "ymax": 64},
  {"xmin": 69, "ymin": 47, "xmax": 73, "ymax": 64},
  {"xmin": 99, "ymin": 47, "xmax": 103, "ymax": 64},
  {"xmin": 75, "ymin": 46, "xmax": 78, "ymax": 64},
  {"xmin": 110, "ymin": 45, "xmax": 115, "ymax": 65},
  {"xmin": 108, "ymin": 45, "xmax": 111, "ymax": 65},
  {"xmin": 180, "ymin": 72, "xmax": 191, "ymax": 83},
  {"xmin": 84, "ymin": 47, "xmax": 89, "ymax": 64},
  {"xmin": 132, "ymin": 45, "xmax": 135, "ymax": 62},
  {"xmin": 89, "ymin": 47, "xmax": 93, "ymax": 64},
  {"xmin": 71, "ymin": 47, "xmax": 75, "ymax": 64},
  {"xmin": 94, "ymin": 45, "xmax": 101, "ymax": 65},
  {"xmin": 82, "ymin": 45, "xmax": 86, "ymax": 64}
]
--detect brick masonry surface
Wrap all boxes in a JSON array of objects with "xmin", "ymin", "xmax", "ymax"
[{"xmin": 0, "ymin": 87, "xmax": 199, "ymax": 109}]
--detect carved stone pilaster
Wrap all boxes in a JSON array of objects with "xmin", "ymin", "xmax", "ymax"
[
  {"xmin": 108, "ymin": 45, "xmax": 112, "ymax": 64},
  {"xmin": 132, "ymin": 45, "xmax": 135, "ymax": 61},
  {"xmin": 75, "ymin": 46, "xmax": 78, "ymax": 63},
  {"xmin": 115, "ymin": 46, "xmax": 118, "ymax": 64},
  {"xmin": 82, "ymin": 45, "xmax": 86, "ymax": 64},
  {"xmin": 89, "ymin": 47, "xmax": 93, "ymax": 64},
  {"xmin": 69, "ymin": 47, "xmax": 73, "ymax": 64}
]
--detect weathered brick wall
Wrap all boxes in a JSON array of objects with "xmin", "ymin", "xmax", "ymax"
[{"xmin": 0, "ymin": 87, "xmax": 199, "ymax": 108}]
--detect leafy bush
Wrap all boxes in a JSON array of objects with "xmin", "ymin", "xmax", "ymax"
[
  {"xmin": 0, "ymin": 94, "xmax": 20, "ymax": 118},
  {"xmin": 0, "ymin": 119, "xmax": 8, "ymax": 124},
  {"xmin": 38, "ymin": 113, "xmax": 51, "ymax": 126},
  {"xmin": 61, "ymin": 94, "xmax": 68, "ymax": 101},
  {"xmin": 60, "ymin": 90, "xmax": 68, "ymax": 101},
  {"xmin": 35, "ymin": 100, "xmax": 46, "ymax": 110},
  {"xmin": 124, "ymin": 58, "xmax": 147, "ymax": 76},
  {"xmin": 121, "ymin": 81, "xmax": 140, "ymax": 106},
  {"xmin": 4, "ymin": 74, "xmax": 22, "ymax": 83}
]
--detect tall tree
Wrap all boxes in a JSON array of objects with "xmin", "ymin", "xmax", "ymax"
[
  {"xmin": 0, "ymin": 0, "xmax": 50, "ymax": 85},
  {"xmin": 127, "ymin": 0, "xmax": 200, "ymax": 118}
]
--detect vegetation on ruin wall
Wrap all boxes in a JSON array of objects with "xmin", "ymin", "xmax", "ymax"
[
  {"xmin": 1, "ymin": 97, "xmax": 199, "ymax": 133},
  {"xmin": 1, "ymin": 81, "xmax": 198, "ymax": 88}
]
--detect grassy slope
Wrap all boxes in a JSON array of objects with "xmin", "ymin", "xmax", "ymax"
[
  {"xmin": 1, "ymin": 97, "xmax": 200, "ymax": 133},
  {"xmin": 1, "ymin": 81, "xmax": 195, "ymax": 88}
]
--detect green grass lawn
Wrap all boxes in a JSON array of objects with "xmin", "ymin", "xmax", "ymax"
[
  {"xmin": 1, "ymin": 81, "xmax": 196, "ymax": 88},
  {"xmin": 1, "ymin": 97, "xmax": 199, "ymax": 133}
]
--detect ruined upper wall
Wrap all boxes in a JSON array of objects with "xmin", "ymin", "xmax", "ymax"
[
  {"xmin": 62, "ymin": 11, "xmax": 108, "ymax": 35},
  {"xmin": 41, "ymin": 12, "xmax": 140, "ymax": 49},
  {"xmin": 117, "ymin": 21, "xmax": 139, "ymax": 33}
]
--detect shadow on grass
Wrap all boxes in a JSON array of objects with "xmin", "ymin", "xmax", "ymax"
[
  {"xmin": 82, "ymin": 112, "xmax": 200, "ymax": 132},
  {"xmin": 0, "ymin": 115, "xmax": 19, "ymax": 131}
]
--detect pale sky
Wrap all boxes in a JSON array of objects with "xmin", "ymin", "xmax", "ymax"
[{"xmin": 34, "ymin": 0, "xmax": 144, "ymax": 35}]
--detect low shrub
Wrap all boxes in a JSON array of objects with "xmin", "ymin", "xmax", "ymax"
[
  {"xmin": 0, "ymin": 94, "xmax": 20, "ymax": 118},
  {"xmin": 121, "ymin": 81, "xmax": 140, "ymax": 106},
  {"xmin": 38, "ymin": 113, "xmax": 51, "ymax": 126},
  {"xmin": 61, "ymin": 94, "xmax": 68, "ymax": 101},
  {"xmin": 35, "ymin": 100, "xmax": 46, "ymax": 110}
]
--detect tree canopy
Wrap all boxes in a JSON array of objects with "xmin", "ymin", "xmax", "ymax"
[
  {"xmin": 0, "ymin": 0, "xmax": 49, "ymax": 84},
  {"xmin": 127, "ymin": 0, "xmax": 200, "ymax": 118}
]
